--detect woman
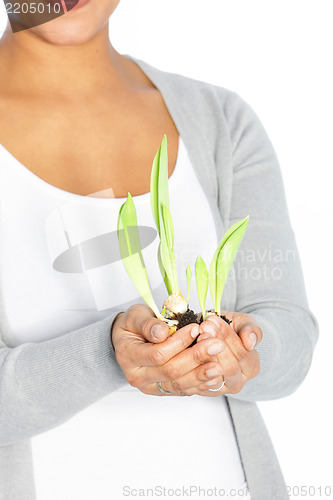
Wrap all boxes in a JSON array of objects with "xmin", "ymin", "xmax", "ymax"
[{"xmin": 0, "ymin": 1, "xmax": 318, "ymax": 499}]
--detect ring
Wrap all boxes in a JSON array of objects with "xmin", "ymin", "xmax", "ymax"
[
  {"xmin": 208, "ymin": 377, "xmax": 226, "ymax": 392},
  {"xmin": 157, "ymin": 381, "xmax": 173, "ymax": 394}
]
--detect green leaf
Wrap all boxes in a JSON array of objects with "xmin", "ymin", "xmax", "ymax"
[
  {"xmin": 117, "ymin": 193, "xmax": 161, "ymax": 318},
  {"xmin": 161, "ymin": 201, "xmax": 174, "ymax": 249},
  {"xmin": 186, "ymin": 265, "xmax": 192, "ymax": 303},
  {"xmin": 150, "ymin": 136, "xmax": 180, "ymax": 296},
  {"xmin": 150, "ymin": 135, "xmax": 169, "ymax": 236},
  {"xmin": 159, "ymin": 202, "xmax": 179, "ymax": 294},
  {"xmin": 209, "ymin": 216, "xmax": 249, "ymax": 315},
  {"xmin": 158, "ymin": 241, "xmax": 172, "ymax": 295},
  {"xmin": 195, "ymin": 255, "xmax": 208, "ymax": 320}
]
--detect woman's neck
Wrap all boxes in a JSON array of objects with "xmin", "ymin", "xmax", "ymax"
[{"xmin": 0, "ymin": 24, "xmax": 129, "ymax": 98}]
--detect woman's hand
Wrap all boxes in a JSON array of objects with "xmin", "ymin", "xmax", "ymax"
[
  {"xmin": 186, "ymin": 311, "xmax": 262, "ymax": 396},
  {"xmin": 111, "ymin": 304, "xmax": 227, "ymax": 396}
]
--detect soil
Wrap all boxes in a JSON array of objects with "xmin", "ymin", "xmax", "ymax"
[{"xmin": 175, "ymin": 309, "xmax": 232, "ymax": 348}]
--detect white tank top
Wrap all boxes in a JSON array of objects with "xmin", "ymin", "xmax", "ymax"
[{"xmin": 0, "ymin": 137, "xmax": 250, "ymax": 500}]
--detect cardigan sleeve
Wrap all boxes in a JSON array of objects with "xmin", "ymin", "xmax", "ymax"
[
  {"xmin": 222, "ymin": 91, "xmax": 319, "ymax": 401},
  {"xmin": 0, "ymin": 312, "xmax": 127, "ymax": 446}
]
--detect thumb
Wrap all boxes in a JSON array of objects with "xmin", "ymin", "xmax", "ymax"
[
  {"xmin": 127, "ymin": 304, "xmax": 170, "ymax": 343},
  {"xmin": 225, "ymin": 311, "xmax": 263, "ymax": 351},
  {"xmin": 236, "ymin": 322, "xmax": 263, "ymax": 351},
  {"xmin": 146, "ymin": 320, "xmax": 170, "ymax": 343}
]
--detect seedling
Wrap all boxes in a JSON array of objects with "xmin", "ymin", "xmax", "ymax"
[
  {"xmin": 117, "ymin": 191, "xmax": 178, "ymax": 332},
  {"xmin": 150, "ymin": 136, "xmax": 187, "ymax": 321},
  {"xmin": 117, "ymin": 193, "xmax": 161, "ymax": 319},
  {"xmin": 208, "ymin": 216, "xmax": 249, "ymax": 316},
  {"xmin": 117, "ymin": 135, "xmax": 249, "ymax": 335},
  {"xmin": 195, "ymin": 255, "xmax": 209, "ymax": 321},
  {"xmin": 186, "ymin": 264, "xmax": 192, "ymax": 304}
]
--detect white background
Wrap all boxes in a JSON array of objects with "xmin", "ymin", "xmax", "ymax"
[{"xmin": 1, "ymin": 0, "xmax": 332, "ymax": 497}]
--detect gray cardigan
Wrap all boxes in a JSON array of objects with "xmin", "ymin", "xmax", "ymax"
[{"xmin": 0, "ymin": 55, "xmax": 319, "ymax": 500}]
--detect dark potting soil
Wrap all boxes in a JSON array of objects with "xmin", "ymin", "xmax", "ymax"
[
  {"xmin": 175, "ymin": 309, "xmax": 232, "ymax": 348},
  {"xmin": 176, "ymin": 309, "xmax": 199, "ymax": 329}
]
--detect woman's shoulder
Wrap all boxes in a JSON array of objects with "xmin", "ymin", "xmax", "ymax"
[
  {"xmin": 125, "ymin": 55, "xmax": 259, "ymax": 131},
  {"xmin": 125, "ymin": 54, "xmax": 240, "ymax": 102},
  {"xmin": 124, "ymin": 54, "xmax": 272, "ymax": 170}
]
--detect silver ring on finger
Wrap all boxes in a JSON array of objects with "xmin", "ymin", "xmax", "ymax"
[
  {"xmin": 208, "ymin": 377, "xmax": 226, "ymax": 392},
  {"xmin": 157, "ymin": 381, "xmax": 173, "ymax": 394}
]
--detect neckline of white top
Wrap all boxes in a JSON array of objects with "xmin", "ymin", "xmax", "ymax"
[{"xmin": 0, "ymin": 135, "xmax": 183, "ymax": 204}]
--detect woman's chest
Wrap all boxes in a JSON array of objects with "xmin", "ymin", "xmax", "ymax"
[{"xmin": 0, "ymin": 91, "xmax": 179, "ymax": 197}]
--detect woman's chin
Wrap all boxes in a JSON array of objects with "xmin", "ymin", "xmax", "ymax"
[{"xmin": 32, "ymin": 19, "xmax": 104, "ymax": 46}]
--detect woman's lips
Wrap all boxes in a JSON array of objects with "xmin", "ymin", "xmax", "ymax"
[
  {"xmin": 46, "ymin": 0, "xmax": 91, "ymax": 12},
  {"xmin": 63, "ymin": 0, "xmax": 91, "ymax": 12}
]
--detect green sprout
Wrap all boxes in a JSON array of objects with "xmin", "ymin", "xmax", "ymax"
[
  {"xmin": 159, "ymin": 201, "xmax": 179, "ymax": 295},
  {"xmin": 208, "ymin": 216, "xmax": 249, "ymax": 316},
  {"xmin": 186, "ymin": 264, "xmax": 192, "ymax": 303},
  {"xmin": 150, "ymin": 135, "xmax": 179, "ymax": 296},
  {"xmin": 150, "ymin": 135, "xmax": 187, "ymax": 318},
  {"xmin": 195, "ymin": 255, "xmax": 209, "ymax": 320},
  {"xmin": 117, "ymin": 193, "xmax": 162, "ymax": 319}
]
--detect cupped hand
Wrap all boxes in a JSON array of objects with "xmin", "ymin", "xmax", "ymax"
[
  {"xmin": 187, "ymin": 310, "xmax": 262, "ymax": 396},
  {"xmin": 111, "ymin": 304, "xmax": 227, "ymax": 396}
]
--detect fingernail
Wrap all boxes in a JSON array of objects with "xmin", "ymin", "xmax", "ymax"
[
  {"xmin": 208, "ymin": 341, "xmax": 225, "ymax": 356},
  {"xmin": 198, "ymin": 333, "xmax": 213, "ymax": 342},
  {"xmin": 200, "ymin": 322, "xmax": 217, "ymax": 337},
  {"xmin": 249, "ymin": 332, "xmax": 257, "ymax": 350},
  {"xmin": 191, "ymin": 324, "xmax": 200, "ymax": 339},
  {"xmin": 206, "ymin": 367, "xmax": 220, "ymax": 378},
  {"xmin": 151, "ymin": 324, "xmax": 166, "ymax": 340},
  {"xmin": 206, "ymin": 315, "xmax": 221, "ymax": 328}
]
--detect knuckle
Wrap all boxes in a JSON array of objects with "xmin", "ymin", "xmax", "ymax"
[
  {"xmin": 142, "ymin": 318, "xmax": 154, "ymax": 336},
  {"xmin": 178, "ymin": 332, "xmax": 190, "ymax": 350},
  {"xmin": 236, "ymin": 346, "xmax": 249, "ymax": 361},
  {"xmin": 220, "ymin": 322, "xmax": 232, "ymax": 338},
  {"xmin": 150, "ymin": 348, "xmax": 167, "ymax": 366},
  {"xmin": 193, "ymin": 345, "xmax": 206, "ymax": 365},
  {"xmin": 198, "ymin": 381, "xmax": 209, "ymax": 392},
  {"xmin": 247, "ymin": 313, "xmax": 257, "ymax": 325},
  {"xmin": 127, "ymin": 304, "xmax": 138, "ymax": 314},
  {"xmin": 163, "ymin": 363, "xmax": 179, "ymax": 381},
  {"xmin": 239, "ymin": 312, "xmax": 254, "ymax": 325},
  {"xmin": 128, "ymin": 303, "xmax": 148, "ymax": 315},
  {"xmin": 170, "ymin": 380, "xmax": 184, "ymax": 395},
  {"xmin": 225, "ymin": 362, "xmax": 239, "ymax": 379}
]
